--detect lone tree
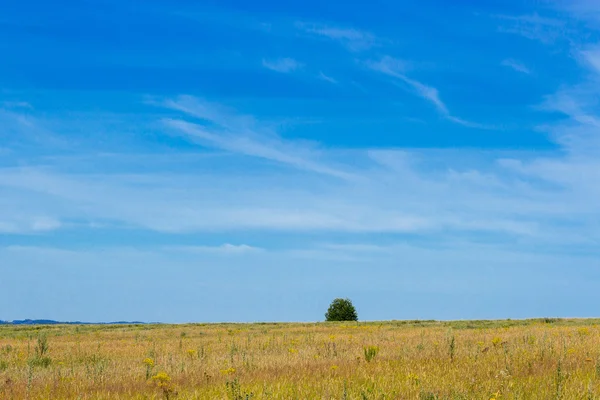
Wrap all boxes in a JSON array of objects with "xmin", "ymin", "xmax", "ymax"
[{"xmin": 325, "ymin": 298, "xmax": 358, "ymax": 321}]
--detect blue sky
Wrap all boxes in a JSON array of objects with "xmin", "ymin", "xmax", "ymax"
[{"xmin": 2, "ymin": 0, "xmax": 600, "ymax": 323}]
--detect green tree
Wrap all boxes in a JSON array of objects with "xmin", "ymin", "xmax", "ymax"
[{"xmin": 325, "ymin": 298, "xmax": 358, "ymax": 322}]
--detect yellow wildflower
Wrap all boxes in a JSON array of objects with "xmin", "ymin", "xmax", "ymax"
[
  {"xmin": 143, "ymin": 358, "xmax": 155, "ymax": 367},
  {"xmin": 407, "ymin": 372, "xmax": 419, "ymax": 385},
  {"xmin": 220, "ymin": 367, "xmax": 236, "ymax": 375},
  {"xmin": 187, "ymin": 349, "xmax": 197, "ymax": 358},
  {"xmin": 151, "ymin": 371, "xmax": 171, "ymax": 388}
]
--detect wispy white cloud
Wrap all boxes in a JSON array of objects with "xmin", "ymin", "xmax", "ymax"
[
  {"xmin": 2, "ymin": 101, "xmax": 33, "ymax": 109},
  {"xmin": 446, "ymin": 117, "xmax": 493, "ymax": 129},
  {"xmin": 318, "ymin": 71, "xmax": 338, "ymax": 84},
  {"xmin": 541, "ymin": 86, "xmax": 600, "ymax": 130},
  {"xmin": 557, "ymin": 0, "xmax": 600, "ymax": 22},
  {"xmin": 31, "ymin": 217, "xmax": 62, "ymax": 231},
  {"xmin": 318, "ymin": 243, "xmax": 392, "ymax": 253},
  {"xmin": 0, "ymin": 215, "xmax": 61, "ymax": 234},
  {"xmin": 2, "ymin": 66, "xmax": 600, "ymax": 248},
  {"xmin": 165, "ymin": 244, "xmax": 263, "ymax": 255},
  {"xmin": 262, "ymin": 57, "xmax": 303, "ymax": 73},
  {"xmin": 0, "ymin": 108, "xmax": 71, "ymax": 150},
  {"xmin": 367, "ymin": 56, "xmax": 489, "ymax": 128},
  {"xmin": 0, "ymin": 129, "xmax": 593, "ymax": 243},
  {"xmin": 398, "ymin": 75, "xmax": 449, "ymax": 115},
  {"xmin": 160, "ymin": 95, "xmax": 354, "ymax": 179},
  {"xmin": 496, "ymin": 13, "xmax": 565, "ymax": 44},
  {"xmin": 539, "ymin": 46, "xmax": 600, "ymax": 134},
  {"xmin": 366, "ymin": 56, "xmax": 448, "ymax": 114},
  {"xmin": 502, "ymin": 58, "xmax": 532, "ymax": 74},
  {"xmin": 296, "ymin": 22, "xmax": 377, "ymax": 51},
  {"xmin": 579, "ymin": 46, "xmax": 600, "ymax": 75}
]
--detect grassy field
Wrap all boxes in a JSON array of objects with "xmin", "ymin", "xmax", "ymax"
[{"xmin": 1, "ymin": 319, "xmax": 600, "ymax": 399}]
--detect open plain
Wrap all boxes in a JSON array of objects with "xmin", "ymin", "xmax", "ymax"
[{"xmin": 2, "ymin": 319, "xmax": 600, "ymax": 399}]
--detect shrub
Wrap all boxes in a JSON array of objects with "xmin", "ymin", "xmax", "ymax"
[
  {"xmin": 35, "ymin": 334, "xmax": 49, "ymax": 357},
  {"xmin": 28, "ymin": 356, "xmax": 52, "ymax": 368},
  {"xmin": 325, "ymin": 298, "xmax": 358, "ymax": 322},
  {"xmin": 363, "ymin": 346, "xmax": 379, "ymax": 362},
  {"xmin": 28, "ymin": 333, "xmax": 52, "ymax": 368},
  {"xmin": 226, "ymin": 378, "xmax": 254, "ymax": 400}
]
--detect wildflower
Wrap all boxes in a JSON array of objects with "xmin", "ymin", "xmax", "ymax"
[
  {"xmin": 151, "ymin": 371, "xmax": 171, "ymax": 388},
  {"xmin": 151, "ymin": 371, "xmax": 175, "ymax": 397},
  {"xmin": 407, "ymin": 372, "xmax": 419, "ymax": 385},
  {"xmin": 143, "ymin": 358, "xmax": 155, "ymax": 380},
  {"xmin": 363, "ymin": 345, "xmax": 379, "ymax": 362},
  {"xmin": 288, "ymin": 348, "xmax": 298, "ymax": 354},
  {"xmin": 491, "ymin": 337, "xmax": 502, "ymax": 347},
  {"xmin": 330, "ymin": 365, "xmax": 338, "ymax": 371},
  {"xmin": 220, "ymin": 367, "xmax": 236, "ymax": 375},
  {"xmin": 143, "ymin": 358, "xmax": 155, "ymax": 368},
  {"xmin": 186, "ymin": 349, "xmax": 197, "ymax": 359}
]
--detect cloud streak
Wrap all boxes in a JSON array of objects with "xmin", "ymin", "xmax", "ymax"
[
  {"xmin": 367, "ymin": 56, "xmax": 489, "ymax": 128},
  {"xmin": 165, "ymin": 244, "xmax": 264, "ymax": 254},
  {"xmin": 296, "ymin": 22, "xmax": 377, "ymax": 51},
  {"xmin": 1, "ymin": 91, "xmax": 599, "ymax": 247},
  {"xmin": 366, "ymin": 57, "xmax": 447, "ymax": 113},
  {"xmin": 262, "ymin": 57, "xmax": 303, "ymax": 73},
  {"xmin": 318, "ymin": 71, "xmax": 338, "ymax": 84},
  {"xmin": 502, "ymin": 58, "xmax": 531, "ymax": 74},
  {"xmin": 160, "ymin": 96, "xmax": 354, "ymax": 179},
  {"xmin": 496, "ymin": 13, "xmax": 565, "ymax": 44}
]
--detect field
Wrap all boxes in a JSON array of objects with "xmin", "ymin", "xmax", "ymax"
[{"xmin": 2, "ymin": 319, "xmax": 600, "ymax": 399}]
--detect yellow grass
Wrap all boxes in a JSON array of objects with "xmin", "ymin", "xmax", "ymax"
[{"xmin": 1, "ymin": 319, "xmax": 600, "ymax": 399}]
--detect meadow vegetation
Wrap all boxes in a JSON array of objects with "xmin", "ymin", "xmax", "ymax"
[{"xmin": 1, "ymin": 319, "xmax": 600, "ymax": 399}]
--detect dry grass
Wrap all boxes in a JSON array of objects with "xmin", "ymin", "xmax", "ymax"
[{"xmin": 1, "ymin": 319, "xmax": 600, "ymax": 399}]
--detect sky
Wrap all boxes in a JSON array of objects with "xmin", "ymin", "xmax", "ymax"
[{"xmin": 2, "ymin": 0, "xmax": 600, "ymax": 323}]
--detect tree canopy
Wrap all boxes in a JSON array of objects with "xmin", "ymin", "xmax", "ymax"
[{"xmin": 325, "ymin": 298, "xmax": 358, "ymax": 322}]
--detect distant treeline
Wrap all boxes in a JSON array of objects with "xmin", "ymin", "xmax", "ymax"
[{"xmin": 0, "ymin": 319, "xmax": 146, "ymax": 325}]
